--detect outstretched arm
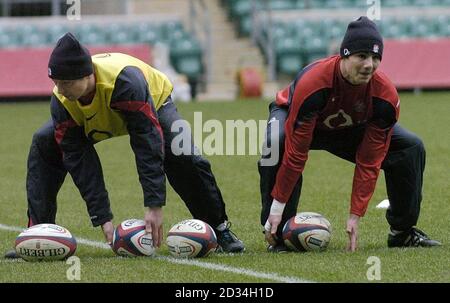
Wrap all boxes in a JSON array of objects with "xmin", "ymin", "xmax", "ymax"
[
  {"xmin": 110, "ymin": 66, "xmax": 166, "ymax": 246},
  {"xmin": 347, "ymin": 98, "xmax": 397, "ymax": 252}
]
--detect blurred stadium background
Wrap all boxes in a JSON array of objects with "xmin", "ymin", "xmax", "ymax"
[
  {"xmin": 0, "ymin": 0, "xmax": 449, "ymax": 283},
  {"xmin": 0, "ymin": 0, "xmax": 450, "ymax": 102}
]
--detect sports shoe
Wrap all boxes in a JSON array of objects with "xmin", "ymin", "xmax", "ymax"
[
  {"xmin": 215, "ymin": 222, "xmax": 245, "ymax": 253},
  {"xmin": 4, "ymin": 249, "xmax": 20, "ymax": 259},
  {"xmin": 388, "ymin": 227, "xmax": 442, "ymax": 248},
  {"xmin": 267, "ymin": 243, "xmax": 289, "ymax": 253}
]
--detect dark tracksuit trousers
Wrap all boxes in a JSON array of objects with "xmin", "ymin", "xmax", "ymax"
[
  {"xmin": 258, "ymin": 102, "xmax": 425, "ymax": 239},
  {"xmin": 26, "ymin": 100, "xmax": 227, "ymax": 228}
]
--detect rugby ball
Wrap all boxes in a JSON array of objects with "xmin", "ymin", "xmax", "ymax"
[
  {"xmin": 166, "ymin": 219, "xmax": 218, "ymax": 258},
  {"xmin": 112, "ymin": 219, "xmax": 155, "ymax": 257},
  {"xmin": 282, "ymin": 212, "xmax": 332, "ymax": 252},
  {"xmin": 15, "ymin": 224, "xmax": 77, "ymax": 262}
]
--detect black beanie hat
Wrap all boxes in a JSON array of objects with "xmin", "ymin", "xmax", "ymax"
[
  {"xmin": 48, "ymin": 32, "xmax": 93, "ymax": 80},
  {"xmin": 340, "ymin": 16, "xmax": 383, "ymax": 59}
]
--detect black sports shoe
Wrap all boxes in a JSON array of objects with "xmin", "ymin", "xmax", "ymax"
[
  {"xmin": 267, "ymin": 243, "xmax": 289, "ymax": 253},
  {"xmin": 388, "ymin": 227, "xmax": 442, "ymax": 248},
  {"xmin": 4, "ymin": 249, "xmax": 20, "ymax": 259},
  {"xmin": 215, "ymin": 222, "xmax": 245, "ymax": 253}
]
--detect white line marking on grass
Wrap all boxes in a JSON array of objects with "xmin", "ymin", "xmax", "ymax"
[
  {"xmin": 157, "ymin": 256, "xmax": 310, "ymax": 283},
  {"xmin": 0, "ymin": 224, "xmax": 23, "ymax": 233},
  {"xmin": 0, "ymin": 223, "xmax": 312, "ymax": 283},
  {"xmin": 76, "ymin": 238, "xmax": 111, "ymax": 249}
]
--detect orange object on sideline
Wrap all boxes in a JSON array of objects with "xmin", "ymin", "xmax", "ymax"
[{"xmin": 237, "ymin": 67, "xmax": 263, "ymax": 98}]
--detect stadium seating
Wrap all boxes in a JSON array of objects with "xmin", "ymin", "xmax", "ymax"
[
  {"xmin": 222, "ymin": 0, "xmax": 450, "ymax": 76},
  {"xmin": 275, "ymin": 36, "xmax": 303, "ymax": 75},
  {"xmin": 224, "ymin": 0, "xmax": 450, "ymax": 35},
  {"xmin": 259, "ymin": 16, "xmax": 450, "ymax": 76},
  {"xmin": 170, "ymin": 37, "xmax": 203, "ymax": 79},
  {"xmin": 224, "ymin": 0, "xmax": 450, "ymax": 15},
  {"xmin": 0, "ymin": 20, "xmax": 204, "ymax": 81}
]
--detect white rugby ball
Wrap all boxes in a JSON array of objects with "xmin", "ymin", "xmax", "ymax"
[
  {"xmin": 282, "ymin": 212, "xmax": 332, "ymax": 252},
  {"xmin": 112, "ymin": 219, "xmax": 155, "ymax": 257},
  {"xmin": 15, "ymin": 224, "xmax": 77, "ymax": 262},
  {"xmin": 166, "ymin": 219, "xmax": 218, "ymax": 258}
]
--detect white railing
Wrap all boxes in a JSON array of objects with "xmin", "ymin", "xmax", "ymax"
[{"xmin": 188, "ymin": 0, "xmax": 211, "ymax": 86}]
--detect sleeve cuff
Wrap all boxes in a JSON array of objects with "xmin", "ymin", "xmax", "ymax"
[
  {"xmin": 144, "ymin": 200, "xmax": 166, "ymax": 208},
  {"xmin": 91, "ymin": 211, "xmax": 113, "ymax": 227}
]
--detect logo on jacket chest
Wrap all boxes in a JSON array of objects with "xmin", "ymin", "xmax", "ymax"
[{"xmin": 323, "ymin": 109, "xmax": 353, "ymax": 129}]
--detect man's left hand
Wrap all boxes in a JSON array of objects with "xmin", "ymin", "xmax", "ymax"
[{"xmin": 145, "ymin": 207, "xmax": 163, "ymax": 248}]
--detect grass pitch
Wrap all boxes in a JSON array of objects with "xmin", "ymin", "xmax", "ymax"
[{"xmin": 0, "ymin": 92, "xmax": 449, "ymax": 283}]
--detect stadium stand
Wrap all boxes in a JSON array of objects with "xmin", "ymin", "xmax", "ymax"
[
  {"xmin": 0, "ymin": 44, "xmax": 152, "ymax": 98},
  {"xmin": 0, "ymin": 0, "xmax": 209, "ymax": 99},
  {"xmin": 0, "ymin": 0, "xmax": 271, "ymax": 100},
  {"xmin": 0, "ymin": 18, "xmax": 203, "ymax": 79},
  {"xmin": 1, "ymin": 0, "xmax": 450, "ymax": 99},
  {"xmin": 258, "ymin": 14, "xmax": 450, "ymax": 76},
  {"xmin": 222, "ymin": 0, "xmax": 450, "ymax": 82},
  {"xmin": 0, "ymin": 13, "xmax": 204, "ymax": 99},
  {"xmin": 224, "ymin": 0, "xmax": 450, "ymax": 37}
]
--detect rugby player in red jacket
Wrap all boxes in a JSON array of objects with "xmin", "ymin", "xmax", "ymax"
[{"xmin": 259, "ymin": 17, "xmax": 441, "ymax": 252}]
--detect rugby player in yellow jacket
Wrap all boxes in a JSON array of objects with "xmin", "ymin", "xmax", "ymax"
[{"xmin": 5, "ymin": 33, "xmax": 244, "ymax": 258}]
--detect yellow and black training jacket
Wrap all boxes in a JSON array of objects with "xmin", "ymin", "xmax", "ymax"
[{"xmin": 50, "ymin": 53, "xmax": 173, "ymax": 226}]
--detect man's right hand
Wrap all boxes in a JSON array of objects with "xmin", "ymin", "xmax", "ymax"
[
  {"xmin": 101, "ymin": 221, "xmax": 114, "ymax": 246},
  {"xmin": 144, "ymin": 207, "xmax": 163, "ymax": 248},
  {"xmin": 264, "ymin": 199, "xmax": 286, "ymax": 246},
  {"xmin": 264, "ymin": 214, "xmax": 282, "ymax": 246}
]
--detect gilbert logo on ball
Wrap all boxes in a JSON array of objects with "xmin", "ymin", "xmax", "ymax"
[
  {"xmin": 15, "ymin": 224, "xmax": 77, "ymax": 262},
  {"xmin": 166, "ymin": 219, "xmax": 218, "ymax": 258}
]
